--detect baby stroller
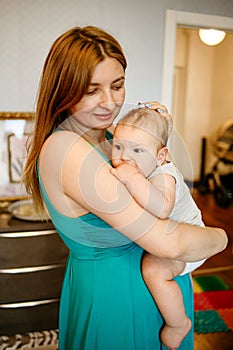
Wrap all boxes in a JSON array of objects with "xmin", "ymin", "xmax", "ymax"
[{"xmin": 198, "ymin": 119, "xmax": 233, "ymax": 207}]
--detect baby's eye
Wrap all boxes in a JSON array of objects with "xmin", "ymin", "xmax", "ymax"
[
  {"xmin": 134, "ymin": 148, "xmax": 143, "ymax": 153},
  {"xmin": 114, "ymin": 144, "xmax": 122, "ymax": 151}
]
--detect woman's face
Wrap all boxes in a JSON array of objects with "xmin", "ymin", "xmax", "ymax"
[{"xmin": 70, "ymin": 57, "xmax": 125, "ymax": 131}]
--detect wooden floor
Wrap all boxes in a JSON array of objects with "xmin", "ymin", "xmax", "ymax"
[{"xmin": 191, "ymin": 188, "xmax": 233, "ymax": 350}]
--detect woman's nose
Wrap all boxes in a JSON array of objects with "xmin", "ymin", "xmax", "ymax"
[{"xmin": 99, "ymin": 90, "xmax": 114, "ymax": 107}]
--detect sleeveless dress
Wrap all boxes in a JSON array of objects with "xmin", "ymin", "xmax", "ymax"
[{"xmin": 37, "ymin": 133, "xmax": 194, "ymax": 350}]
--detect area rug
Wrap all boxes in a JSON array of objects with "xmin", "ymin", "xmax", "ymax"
[
  {"xmin": 0, "ymin": 329, "xmax": 58, "ymax": 350},
  {"xmin": 193, "ymin": 275, "xmax": 233, "ymax": 334}
]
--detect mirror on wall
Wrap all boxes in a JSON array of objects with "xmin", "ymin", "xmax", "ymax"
[{"xmin": 0, "ymin": 112, "xmax": 34, "ymax": 205}]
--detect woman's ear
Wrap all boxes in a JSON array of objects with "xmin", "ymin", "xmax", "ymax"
[{"xmin": 157, "ymin": 147, "xmax": 168, "ymax": 166}]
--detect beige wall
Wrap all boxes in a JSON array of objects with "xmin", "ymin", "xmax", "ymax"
[
  {"xmin": 211, "ymin": 35, "xmax": 233, "ymax": 132},
  {"xmin": 173, "ymin": 28, "xmax": 233, "ymax": 181}
]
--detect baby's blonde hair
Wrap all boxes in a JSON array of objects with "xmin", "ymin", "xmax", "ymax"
[{"xmin": 115, "ymin": 108, "xmax": 170, "ymax": 148}]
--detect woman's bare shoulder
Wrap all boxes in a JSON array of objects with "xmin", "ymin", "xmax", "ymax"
[
  {"xmin": 39, "ymin": 131, "xmax": 90, "ymax": 217},
  {"xmin": 40, "ymin": 130, "xmax": 88, "ymax": 162},
  {"xmin": 42, "ymin": 130, "xmax": 82, "ymax": 150}
]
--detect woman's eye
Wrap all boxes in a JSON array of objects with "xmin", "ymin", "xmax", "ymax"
[
  {"xmin": 86, "ymin": 88, "xmax": 98, "ymax": 95},
  {"xmin": 112, "ymin": 83, "xmax": 124, "ymax": 91}
]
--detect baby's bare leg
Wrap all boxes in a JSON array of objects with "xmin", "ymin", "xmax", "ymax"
[{"xmin": 142, "ymin": 253, "xmax": 192, "ymax": 350}]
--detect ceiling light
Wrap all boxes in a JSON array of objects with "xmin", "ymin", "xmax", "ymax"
[{"xmin": 199, "ymin": 29, "xmax": 226, "ymax": 46}]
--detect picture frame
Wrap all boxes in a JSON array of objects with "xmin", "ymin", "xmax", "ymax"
[
  {"xmin": 7, "ymin": 132, "xmax": 31, "ymax": 183},
  {"xmin": 0, "ymin": 112, "xmax": 34, "ymax": 206}
]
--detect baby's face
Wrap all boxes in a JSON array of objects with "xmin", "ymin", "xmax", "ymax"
[{"xmin": 112, "ymin": 125, "xmax": 159, "ymax": 177}]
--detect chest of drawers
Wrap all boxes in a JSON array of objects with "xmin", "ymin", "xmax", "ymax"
[{"xmin": 0, "ymin": 215, "xmax": 69, "ymax": 335}]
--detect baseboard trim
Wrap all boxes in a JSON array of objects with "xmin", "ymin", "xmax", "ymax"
[{"xmin": 192, "ymin": 265, "xmax": 233, "ymax": 275}]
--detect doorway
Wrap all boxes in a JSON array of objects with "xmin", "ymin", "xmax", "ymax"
[{"xmin": 161, "ymin": 10, "xmax": 233, "ymax": 183}]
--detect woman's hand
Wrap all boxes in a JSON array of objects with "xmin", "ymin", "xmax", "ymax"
[{"xmin": 138, "ymin": 101, "xmax": 173, "ymax": 126}]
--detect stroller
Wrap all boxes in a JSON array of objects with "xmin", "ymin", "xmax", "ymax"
[{"xmin": 198, "ymin": 119, "xmax": 233, "ymax": 207}]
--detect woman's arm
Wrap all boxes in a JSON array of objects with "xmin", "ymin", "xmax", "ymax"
[
  {"xmin": 41, "ymin": 132, "xmax": 228, "ymax": 262},
  {"xmin": 111, "ymin": 163, "xmax": 176, "ymax": 219}
]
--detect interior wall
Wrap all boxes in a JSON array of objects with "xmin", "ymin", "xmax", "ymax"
[
  {"xmin": 173, "ymin": 28, "xmax": 233, "ymax": 181},
  {"xmin": 211, "ymin": 35, "xmax": 233, "ymax": 133},
  {"xmin": 0, "ymin": 0, "xmax": 233, "ymax": 113}
]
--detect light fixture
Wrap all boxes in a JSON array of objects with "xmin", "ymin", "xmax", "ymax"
[{"xmin": 199, "ymin": 28, "xmax": 226, "ymax": 46}]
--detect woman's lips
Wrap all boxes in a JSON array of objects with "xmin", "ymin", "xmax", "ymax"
[{"xmin": 95, "ymin": 113, "xmax": 113, "ymax": 120}]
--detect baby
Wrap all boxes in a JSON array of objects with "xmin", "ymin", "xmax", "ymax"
[{"xmin": 111, "ymin": 107, "xmax": 205, "ymax": 350}]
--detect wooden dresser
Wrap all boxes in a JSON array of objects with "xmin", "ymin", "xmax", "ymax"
[{"xmin": 0, "ymin": 215, "xmax": 69, "ymax": 335}]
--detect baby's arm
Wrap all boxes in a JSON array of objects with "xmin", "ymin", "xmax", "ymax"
[{"xmin": 111, "ymin": 163, "xmax": 176, "ymax": 218}]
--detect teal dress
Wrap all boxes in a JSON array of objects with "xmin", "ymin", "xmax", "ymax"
[{"xmin": 38, "ymin": 133, "xmax": 194, "ymax": 350}]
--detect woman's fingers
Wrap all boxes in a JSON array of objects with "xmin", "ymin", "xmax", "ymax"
[
  {"xmin": 138, "ymin": 101, "xmax": 168, "ymax": 112},
  {"xmin": 138, "ymin": 101, "xmax": 172, "ymax": 125}
]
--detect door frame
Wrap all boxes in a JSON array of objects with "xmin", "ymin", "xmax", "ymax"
[{"xmin": 161, "ymin": 10, "xmax": 233, "ymax": 111}]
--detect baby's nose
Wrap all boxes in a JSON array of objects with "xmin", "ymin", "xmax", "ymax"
[{"xmin": 121, "ymin": 149, "xmax": 131, "ymax": 161}]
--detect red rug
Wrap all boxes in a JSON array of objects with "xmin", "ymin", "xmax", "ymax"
[{"xmin": 193, "ymin": 275, "xmax": 233, "ymax": 333}]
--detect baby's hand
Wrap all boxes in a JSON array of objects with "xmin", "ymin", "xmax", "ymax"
[{"xmin": 110, "ymin": 163, "xmax": 139, "ymax": 185}]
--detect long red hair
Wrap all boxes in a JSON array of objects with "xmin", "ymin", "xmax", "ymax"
[{"xmin": 23, "ymin": 26, "xmax": 127, "ymax": 212}]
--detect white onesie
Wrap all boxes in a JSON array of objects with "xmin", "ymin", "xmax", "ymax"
[{"xmin": 149, "ymin": 161, "xmax": 205, "ymax": 275}]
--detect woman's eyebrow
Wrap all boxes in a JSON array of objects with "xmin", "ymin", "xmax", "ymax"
[
  {"xmin": 90, "ymin": 76, "xmax": 125, "ymax": 86},
  {"xmin": 112, "ymin": 76, "xmax": 125, "ymax": 84}
]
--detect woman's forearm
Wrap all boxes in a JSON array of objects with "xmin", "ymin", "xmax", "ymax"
[
  {"xmin": 135, "ymin": 219, "xmax": 228, "ymax": 262},
  {"xmin": 173, "ymin": 223, "xmax": 228, "ymax": 262}
]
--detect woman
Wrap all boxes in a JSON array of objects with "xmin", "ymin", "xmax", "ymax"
[{"xmin": 23, "ymin": 26, "xmax": 227, "ymax": 350}]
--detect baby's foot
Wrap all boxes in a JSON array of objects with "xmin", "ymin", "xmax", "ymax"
[{"xmin": 160, "ymin": 318, "xmax": 192, "ymax": 350}]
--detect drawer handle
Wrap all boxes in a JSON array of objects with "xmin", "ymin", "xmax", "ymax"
[
  {"xmin": 0, "ymin": 229, "xmax": 57, "ymax": 238},
  {"xmin": 0, "ymin": 298, "xmax": 59, "ymax": 308},
  {"xmin": 0, "ymin": 263, "xmax": 65, "ymax": 274}
]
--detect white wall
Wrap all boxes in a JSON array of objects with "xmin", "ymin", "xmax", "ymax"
[{"xmin": 0, "ymin": 0, "xmax": 233, "ymax": 112}]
